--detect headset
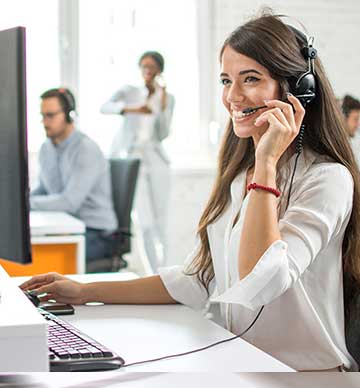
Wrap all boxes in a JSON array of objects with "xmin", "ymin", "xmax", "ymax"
[
  {"xmin": 57, "ymin": 88, "xmax": 76, "ymax": 123},
  {"xmin": 284, "ymin": 25, "xmax": 318, "ymax": 208},
  {"xmin": 286, "ymin": 25, "xmax": 317, "ymax": 107}
]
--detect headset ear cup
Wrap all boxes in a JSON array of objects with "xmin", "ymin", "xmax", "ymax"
[
  {"xmin": 68, "ymin": 110, "xmax": 75, "ymax": 123},
  {"xmin": 58, "ymin": 88, "xmax": 76, "ymax": 123},
  {"xmin": 295, "ymin": 71, "xmax": 316, "ymax": 106}
]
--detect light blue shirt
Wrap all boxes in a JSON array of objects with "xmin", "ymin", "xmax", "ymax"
[{"xmin": 30, "ymin": 129, "xmax": 117, "ymax": 231}]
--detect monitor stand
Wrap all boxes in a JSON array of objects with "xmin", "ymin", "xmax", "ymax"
[{"xmin": 0, "ymin": 264, "xmax": 48, "ymax": 371}]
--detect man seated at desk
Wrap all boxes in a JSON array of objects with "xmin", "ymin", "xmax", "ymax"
[{"xmin": 30, "ymin": 88, "xmax": 118, "ymax": 271}]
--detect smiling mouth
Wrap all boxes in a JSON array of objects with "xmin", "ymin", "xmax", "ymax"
[
  {"xmin": 232, "ymin": 105, "xmax": 267, "ymax": 120},
  {"xmin": 232, "ymin": 109, "xmax": 256, "ymax": 120}
]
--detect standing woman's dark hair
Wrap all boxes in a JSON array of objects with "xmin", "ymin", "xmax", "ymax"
[
  {"xmin": 186, "ymin": 11, "xmax": 360, "ymax": 331},
  {"xmin": 138, "ymin": 51, "xmax": 165, "ymax": 73}
]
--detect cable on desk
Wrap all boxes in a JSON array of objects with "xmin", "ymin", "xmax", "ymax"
[{"xmin": 123, "ymin": 305, "xmax": 264, "ymax": 368}]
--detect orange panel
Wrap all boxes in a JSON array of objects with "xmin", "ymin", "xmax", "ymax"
[{"xmin": 0, "ymin": 244, "xmax": 77, "ymax": 276}]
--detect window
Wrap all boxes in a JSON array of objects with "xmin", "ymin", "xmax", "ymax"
[
  {"xmin": 1, "ymin": 0, "xmax": 60, "ymax": 152},
  {"xmin": 78, "ymin": 0, "xmax": 200, "ymax": 157}
]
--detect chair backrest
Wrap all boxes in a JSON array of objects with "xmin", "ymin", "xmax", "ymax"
[
  {"xmin": 110, "ymin": 158, "xmax": 140, "ymax": 254},
  {"xmin": 344, "ymin": 274, "xmax": 360, "ymax": 367}
]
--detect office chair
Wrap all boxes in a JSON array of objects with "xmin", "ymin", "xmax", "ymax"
[
  {"xmin": 344, "ymin": 274, "xmax": 360, "ymax": 367},
  {"xmin": 86, "ymin": 158, "xmax": 140, "ymax": 273}
]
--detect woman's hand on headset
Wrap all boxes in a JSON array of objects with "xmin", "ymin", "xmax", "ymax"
[{"xmin": 254, "ymin": 94, "xmax": 305, "ymax": 167}]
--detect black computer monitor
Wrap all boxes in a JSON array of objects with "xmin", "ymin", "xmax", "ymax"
[{"xmin": 0, "ymin": 26, "xmax": 32, "ymax": 264}]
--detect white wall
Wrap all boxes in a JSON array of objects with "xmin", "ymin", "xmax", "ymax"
[{"xmin": 166, "ymin": 169, "xmax": 215, "ymax": 267}]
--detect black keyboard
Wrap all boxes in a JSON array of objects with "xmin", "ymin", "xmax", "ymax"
[{"xmin": 39, "ymin": 308, "xmax": 125, "ymax": 372}]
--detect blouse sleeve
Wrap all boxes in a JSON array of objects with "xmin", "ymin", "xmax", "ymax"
[
  {"xmin": 100, "ymin": 87, "xmax": 128, "ymax": 115},
  {"xmin": 211, "ymin": 163, "xmax": 354, "ymax": 310},
  {"xmin": 154, "ymin": 93, "xmax": 175, "ymax": 141},
  {"xmin": 159, "ymin": 240, "xmax": 216, "ymax": 311}
]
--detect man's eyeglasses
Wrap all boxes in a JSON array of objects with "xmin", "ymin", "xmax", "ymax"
[{"xmin": 40, "ymin": 110, "xmax": 63, "ymax": 120}]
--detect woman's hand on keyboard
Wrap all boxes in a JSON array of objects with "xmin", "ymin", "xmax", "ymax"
[{"xmin": 20, "ymin": 272, "xmax": 87, "ymax": 305}]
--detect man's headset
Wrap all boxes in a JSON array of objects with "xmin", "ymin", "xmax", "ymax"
[
  {"xmin": 57, "ymin": 88, "xmax": 76, "ymax": 123},
  {"xmin": 286, "ymin": 25, "xmax": 317, "ymax": 107}
]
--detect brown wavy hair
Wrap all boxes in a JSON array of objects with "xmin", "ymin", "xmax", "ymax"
[{"xmin": 185, "ymin": 12, "xmax": 360, "ymax": 315}]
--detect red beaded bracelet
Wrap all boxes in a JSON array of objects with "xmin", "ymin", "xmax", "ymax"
[{"xmin": 247, "ymin": 182, "xmax": 281, "ymax": 197}]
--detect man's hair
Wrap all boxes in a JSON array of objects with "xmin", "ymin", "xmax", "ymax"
[
  {"xmin": 40, "ymin": 88, "xmax": 76, "ymax": 123},
  {"xmin": 342, "ymin": 95, "xmax": 360, "ymax": 118}
]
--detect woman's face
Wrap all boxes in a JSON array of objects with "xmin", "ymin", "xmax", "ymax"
[
  {"xmin": 139, "ymin": 56, "xmax": 160, "ymax": 83},
  {"xmin": 221, "ymin": 45, "xmax": 281, "ymax": 139}
]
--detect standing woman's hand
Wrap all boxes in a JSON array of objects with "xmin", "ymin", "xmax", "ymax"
[
  {"xmin": 156, "ymin": 75, "xmax": 167, "ymax": 111},
  {"xmin": 121, "ymin": 105, "xmax": 152, "ymax": 115},
  {"xmin": 254, "ymin": 94, "xmax": 305, "ymax": 167},
  {"xmin": 160, "ymin": 86, "xmax": 167, "ymax": 111}
]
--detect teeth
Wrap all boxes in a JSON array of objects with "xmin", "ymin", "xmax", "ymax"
[
  {"xmin": 242, "ymin": 110, "xmax": 256, "ymax": 117},
  {"xmin": 232, "ymin": 109, "xmax": 256, "ymax": 119}
]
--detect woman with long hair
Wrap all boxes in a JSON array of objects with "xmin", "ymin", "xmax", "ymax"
[{"xmin": 22, "ymin": 12, "xmax": 360, "ymax": 371}]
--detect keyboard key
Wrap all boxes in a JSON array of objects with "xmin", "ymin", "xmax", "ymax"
[
  {"xmin": 68, "ymin": 351, "xmax": 81, "ymax": 359},
  {"xmin": 57, "ymin": 353, "xmax": 70, "ymax": 359},
  {"xmin": 101, "ymin": 350, "xmax": 113, "ymax": 358},
  {"xmin": 77, "ymin": 349, "xmax": 91, "ymax": 358},
  {"xmin": 87, "ymin": 346, "xmax": 103, "ymax": 357}
]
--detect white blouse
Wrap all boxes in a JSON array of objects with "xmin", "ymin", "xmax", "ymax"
[
  {"xmin": 159, "ymin": 148, "xmax": 358, "ymax": 371},
  {"xmin": 100, "ymin": 84, "xmax": 174, "ymax": 158}
]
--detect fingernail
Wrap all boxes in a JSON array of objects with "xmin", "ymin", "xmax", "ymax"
[
  {"xmin": 286, "ymin": 92, "xmax": 293, "ymax": 97},
  {"xmin": 263, "ymin": 99, "xmax": 270, "ymax": 103}
]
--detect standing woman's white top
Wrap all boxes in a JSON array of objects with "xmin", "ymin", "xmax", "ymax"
[
  {"xmin": 101, "ymin": 51, "xmax": 175, "ymax": 271},
  {"xmin": 100, "ymin": 83, "xmax": 174, "ymax": 159}
]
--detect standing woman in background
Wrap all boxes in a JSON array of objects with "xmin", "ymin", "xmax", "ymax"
[{"xmin": 101, "ymin": 51, "xmax": 175, "ymax": 271}]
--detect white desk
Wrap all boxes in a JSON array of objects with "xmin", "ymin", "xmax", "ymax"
[
  {"xmin": 30, "ymin": 211, "xmax": 86, "ymax": 274},
  {"xmin": 30, "ymin": 211, "xmax": 85, "ymax": 237},
  {"xmin": 13, "ymin": 273, "xmax": 293, "ymax": 373},
  {"xmin": 0, "ymin": 265, "xmax": 48, "ymax": 371},
  {"xmin": 5, "ymin": 372, "xmax": 359, "ymax": 388},
  {"xmin": 0, "ymin": 211, "xmax": 86, "ymax": 276}
]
